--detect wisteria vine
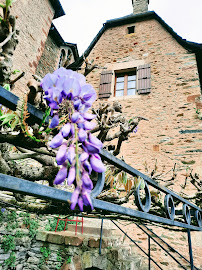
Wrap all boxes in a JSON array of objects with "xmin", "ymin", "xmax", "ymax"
[{"xmin": 41, "ymin": 68, "xmax": 105, "ymax": 211}]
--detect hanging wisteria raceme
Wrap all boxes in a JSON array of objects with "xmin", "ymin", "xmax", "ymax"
[{"xmin": 41, "ymin": 68, "xmax": 105, "ymax": 211}]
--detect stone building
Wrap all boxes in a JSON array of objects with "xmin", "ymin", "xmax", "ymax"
[
  {"xmin": 72, "ymin": 0, "xmax": 202, "ymax": 194},
  {"xmin": 10, "ymin": 0, "xmax": 78, "ymax": 95}
]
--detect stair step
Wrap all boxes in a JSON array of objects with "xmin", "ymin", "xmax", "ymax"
[{"xmin": 65, "ymin": 224, "xmax": 117, "ymax": 237}]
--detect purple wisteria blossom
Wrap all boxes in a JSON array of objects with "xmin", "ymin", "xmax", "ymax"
[
  {"xmin": 41, "ymin": 68, "xmax": 105, "ymax": 211},
  {"xmin": 133, "ymin": 126, "xmax": 138, "ymax": 133}
]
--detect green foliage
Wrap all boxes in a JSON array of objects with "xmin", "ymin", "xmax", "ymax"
[
  {"xmin": 45, "ymin": 217, "xmax": 67, "ymax": 232},
  {"xmin": 5, "ymin": 210, "xmax": 18, "ymax": 231},
  {"xmin": 1, "ymin": 235, "xmax": 15, "ymax": 252},
  {"xmin": 15, "ymin": 230, "xmax": 24, "ymax": 238},
  {"xmin": 40, "ymin": 246, "xmax": 51, "ymax": 258},
  {"xmin": 12, "ymin": 69, "xmax": 20, "ymax": 74},
  {"xmin": 38, "ymin": 107, "xmax": 51, "ymax": 130},
  {"xmin": 5, "ymin": 252, "xmax": 16, "ymax": 269},
  {"xmin": 3, "ymin": 84, "xmax": 10, "ymax": 91},
  {"xmin": 0, "ymin": 210, "xmax": 4, "ymax": 222},
  {"xmin": 39, "ymin": 246, "xmax": 51, "ymax": 268},
  {"xmin": 22, "ymin": 213, "xmax": 39, "ymax": 238},
  {"xmin": 55, "ymin": 250, "xmax": 63, "ymax": 269},
  {"xmin": 0, "ymin": 112, "xmax": 17, "ymax": 127},
  {"xmin": 66, "ymin": 256, "xmax": 71, "ymax": 264},
  {"xmin": 6, "ymin": 0, "xmax": 15, "ymax": 8}
]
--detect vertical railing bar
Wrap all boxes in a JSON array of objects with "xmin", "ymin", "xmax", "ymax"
[
  {"xmin": 187, "ymin": 229, "xmax": 194, "ymax": 270},
  {"xmin": 111, "ymin": 220, "xmax": 163, "ymax": 270},
  {"xmin": 142, "ymin": 223, "xmax": 195, "ymax": 266},
  {"xmin": 99, "ymin": 218, "xmax": 104, "ymax": 255},
  {"xmin": 136, "ymin": 223, "xmax": 188, "ymax": 270},
  {"xmin": 148, "ymin": 235, "xmax": 151, "ymax": 270}
]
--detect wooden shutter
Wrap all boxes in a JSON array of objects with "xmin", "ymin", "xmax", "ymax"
[
  {"xmin": 99, "ymin": 70, "xmax": 113, "ymax": 99},
  {"xmin": 137, "ymin": 64, "xmax": 151, "ymax": 94}
]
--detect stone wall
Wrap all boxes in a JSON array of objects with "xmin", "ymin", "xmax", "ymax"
[
  {"xmin": 0, "ymin": 210, "xmax": 150, "ymax": 270},
  {"xmin": 35, "ymin": 34, "xmax": 61, "ymax": 78},
  {"xmin": 10, "ymin": 0, "xmax": 55, "ymax": 96},
  {"xmin": 85, "ymin": 18, "xmax": 202, "ymax": 195}
]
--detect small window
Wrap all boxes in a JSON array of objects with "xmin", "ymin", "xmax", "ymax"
[
  {"xmin": 128, "ymin": 26, "xmax": 135, "ymax": 34},
  {"xmin": 115, "ymin": 70, "xmax": 136, "ymax": 97}
]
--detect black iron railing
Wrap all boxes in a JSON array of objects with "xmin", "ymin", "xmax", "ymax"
[
  {"xmin": 0, "ymin": 86, "xmax": 202, "ymax": 269},
  {"xmin": 109, "ymin": 220, "xmax": 200, "ymax": 270}
]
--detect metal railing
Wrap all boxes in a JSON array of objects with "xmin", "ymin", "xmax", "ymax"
[{"xmin": 109, "ymin": 220, "xmax": 200, "ymax": 270}]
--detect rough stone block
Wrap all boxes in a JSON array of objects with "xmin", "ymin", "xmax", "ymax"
[
  {"xmin": 27, "ymin": 256, "xmax": 40, "ymax": 264},
  {"xmin": 47, "ymin": 233, "xmax": 64, "ymax": 245},
  {"xmin": 72, "ymin": 255, "xmax": 82, "ymax": 270},
  {"xmin": 82, "ymin": 251, "xmax": 93, "ymax": 269},
  {"xmin": 0, "ymin": 253, "xmax": 10, "ymax": 260},
  {"xmin": 16, "ymin": 264, "xmax": 24, "ymax": 270},
  {"xmin": 64, "ymin": 235, "xmax": 84, "ymax": 246},
  {"xmin": 36, "ymin": 231, "xmax": 48, "ymax": 242},
  {"xmin": 88, "ymin": 237, "xmax": 108, "ymax": 248}
]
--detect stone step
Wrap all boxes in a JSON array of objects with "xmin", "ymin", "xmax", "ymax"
[
  {"xmin": 77, "ymin": 217, "xmax": 115, "ymax": 229},
  {"xmin": 36, "ymin": 230, "xmax": 122, "ymax": 248},
  {"xmin": 65, "ymin": 223, "xmax": 117, "ymax": 237}
]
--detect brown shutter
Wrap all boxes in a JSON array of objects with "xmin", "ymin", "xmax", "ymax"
[
  {"xmin": 137, "ymin": 64, "xmax": 151, "ymax": 94},
  {"xmin": 99, "ymin": 70, "xmax": 113, "ymax": 99}
]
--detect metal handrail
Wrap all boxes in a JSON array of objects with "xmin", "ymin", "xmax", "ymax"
[
  {"xmin": 111, "ymin": 220, "xmax": 199, "ymax": 270},
  {"xmin": 142, "ymin": 224, "xmax": 198, "ymax": 269},
  {"xmin": 111, "ymin": 220, "xmax": 163, "ymax": 270}
]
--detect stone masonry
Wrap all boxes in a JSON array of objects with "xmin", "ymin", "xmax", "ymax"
[
  {"xmin": 84, "ymin": 18, "xmax": 202, "ymax": 195},
  {"xmin": 35, "ymin": 34, "xmax": 61, "ymax": 78},
  {"xmin": 81, "ymin": 17, "xmax": 202, "ymax": 268},
  {"xmin": 10, "ymin": 0, "xmax": 56, "ymax": 96},
  {"xmin": 132, "ymin": 0, "xmax": 149, "ymax": 14}
]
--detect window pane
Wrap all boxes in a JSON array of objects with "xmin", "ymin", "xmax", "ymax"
[
  {"xmin": 116, "ymin": 82, "xmax": 124, "ymax": 90},
  {"xmin": 127, "ymin": 88, "xmax": 136, "ymax": 95},
  {"xmin": 116, "ymin": 76, "xmax": 124, "ymax": 82},
  {"xmin": 128, "ymin": 75, "xmax": 136, "ymax": 81},
  {"xmin": 127, "ymin": 80, "xmax": 136, "ymax": 89},
  {"xmin": 116, "ymin": 90, "xmax": 124, "ymax": 97}
]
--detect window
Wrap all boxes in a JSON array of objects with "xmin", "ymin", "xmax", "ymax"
[
  {"xmin": 128, "ymin": 26, "xmax": 135, "ymax": 34},
  {"xmin": 115, "ymin": 71, "xmax": 136, "ymax": 97},
  {"xmin": 98, "ymin": 64, "xmax": 151, "ymax": 99}
]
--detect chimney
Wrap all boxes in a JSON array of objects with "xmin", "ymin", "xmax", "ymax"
[{"xmin": 132, "ymin": 0, "xmax": 149, "ymax": 14}]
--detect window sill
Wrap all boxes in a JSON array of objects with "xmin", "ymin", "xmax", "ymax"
[{"xmin": 109, "ymin": 95, "xmax": 141, "ymax": 101}]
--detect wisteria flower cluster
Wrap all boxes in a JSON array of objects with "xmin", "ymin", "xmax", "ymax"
[{"xmin": 41, "ymin": 68, "xmax": 105, "ymax": 211}]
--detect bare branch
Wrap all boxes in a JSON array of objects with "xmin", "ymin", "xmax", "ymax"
[
  {"xmin": 0, "ymin": 30, "xmax": 15, "ymax": 47},
  {"xmin": 10, "ymin": 71, "xmax": 25, "ymax": 85}
]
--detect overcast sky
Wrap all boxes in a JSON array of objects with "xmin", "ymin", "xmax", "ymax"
[{"xmin": 54, "ymin": 0, "xmax": 202, "ymax": 55}]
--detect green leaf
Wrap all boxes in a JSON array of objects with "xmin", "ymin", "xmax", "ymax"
[
  {"xmin": 38, "ymin": 107, "xmax": 51, "ymax": 130},
  {"xmin": 0, "ymin": 113, "xmax": 16, "ymax": 125},
  {"xmin": 3, "ymin": 84, "xmax": 10, "ymax": 91},
  {"xmin": 122, "ymin": 172, "xmax": 127, "ymax": 185},
  {"xmin": 12, "ymin": 69, "xmax": 20, "ymax": 74},
  {"xmin": 139, "ymin": 177, "xmax": 145, "ymax": 190},
  {"xmin": 10, "ymin": 116, "xmax": 19, "ymax": 130},
  {"xmin": 6, "ymin": 0, "xmax": 15, "ymax": 8},
  {"xmin": 0, "ymin": 4, "xmax": 5, "ymax": 8}
]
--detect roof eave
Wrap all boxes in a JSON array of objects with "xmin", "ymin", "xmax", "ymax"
[
  {"xmin": 49, "ymin": 0, "xmax": 65, "ymax": 19},
  {"xmin": 68, "ymin": 11, "xmax": 202, "ymax": 71}
]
